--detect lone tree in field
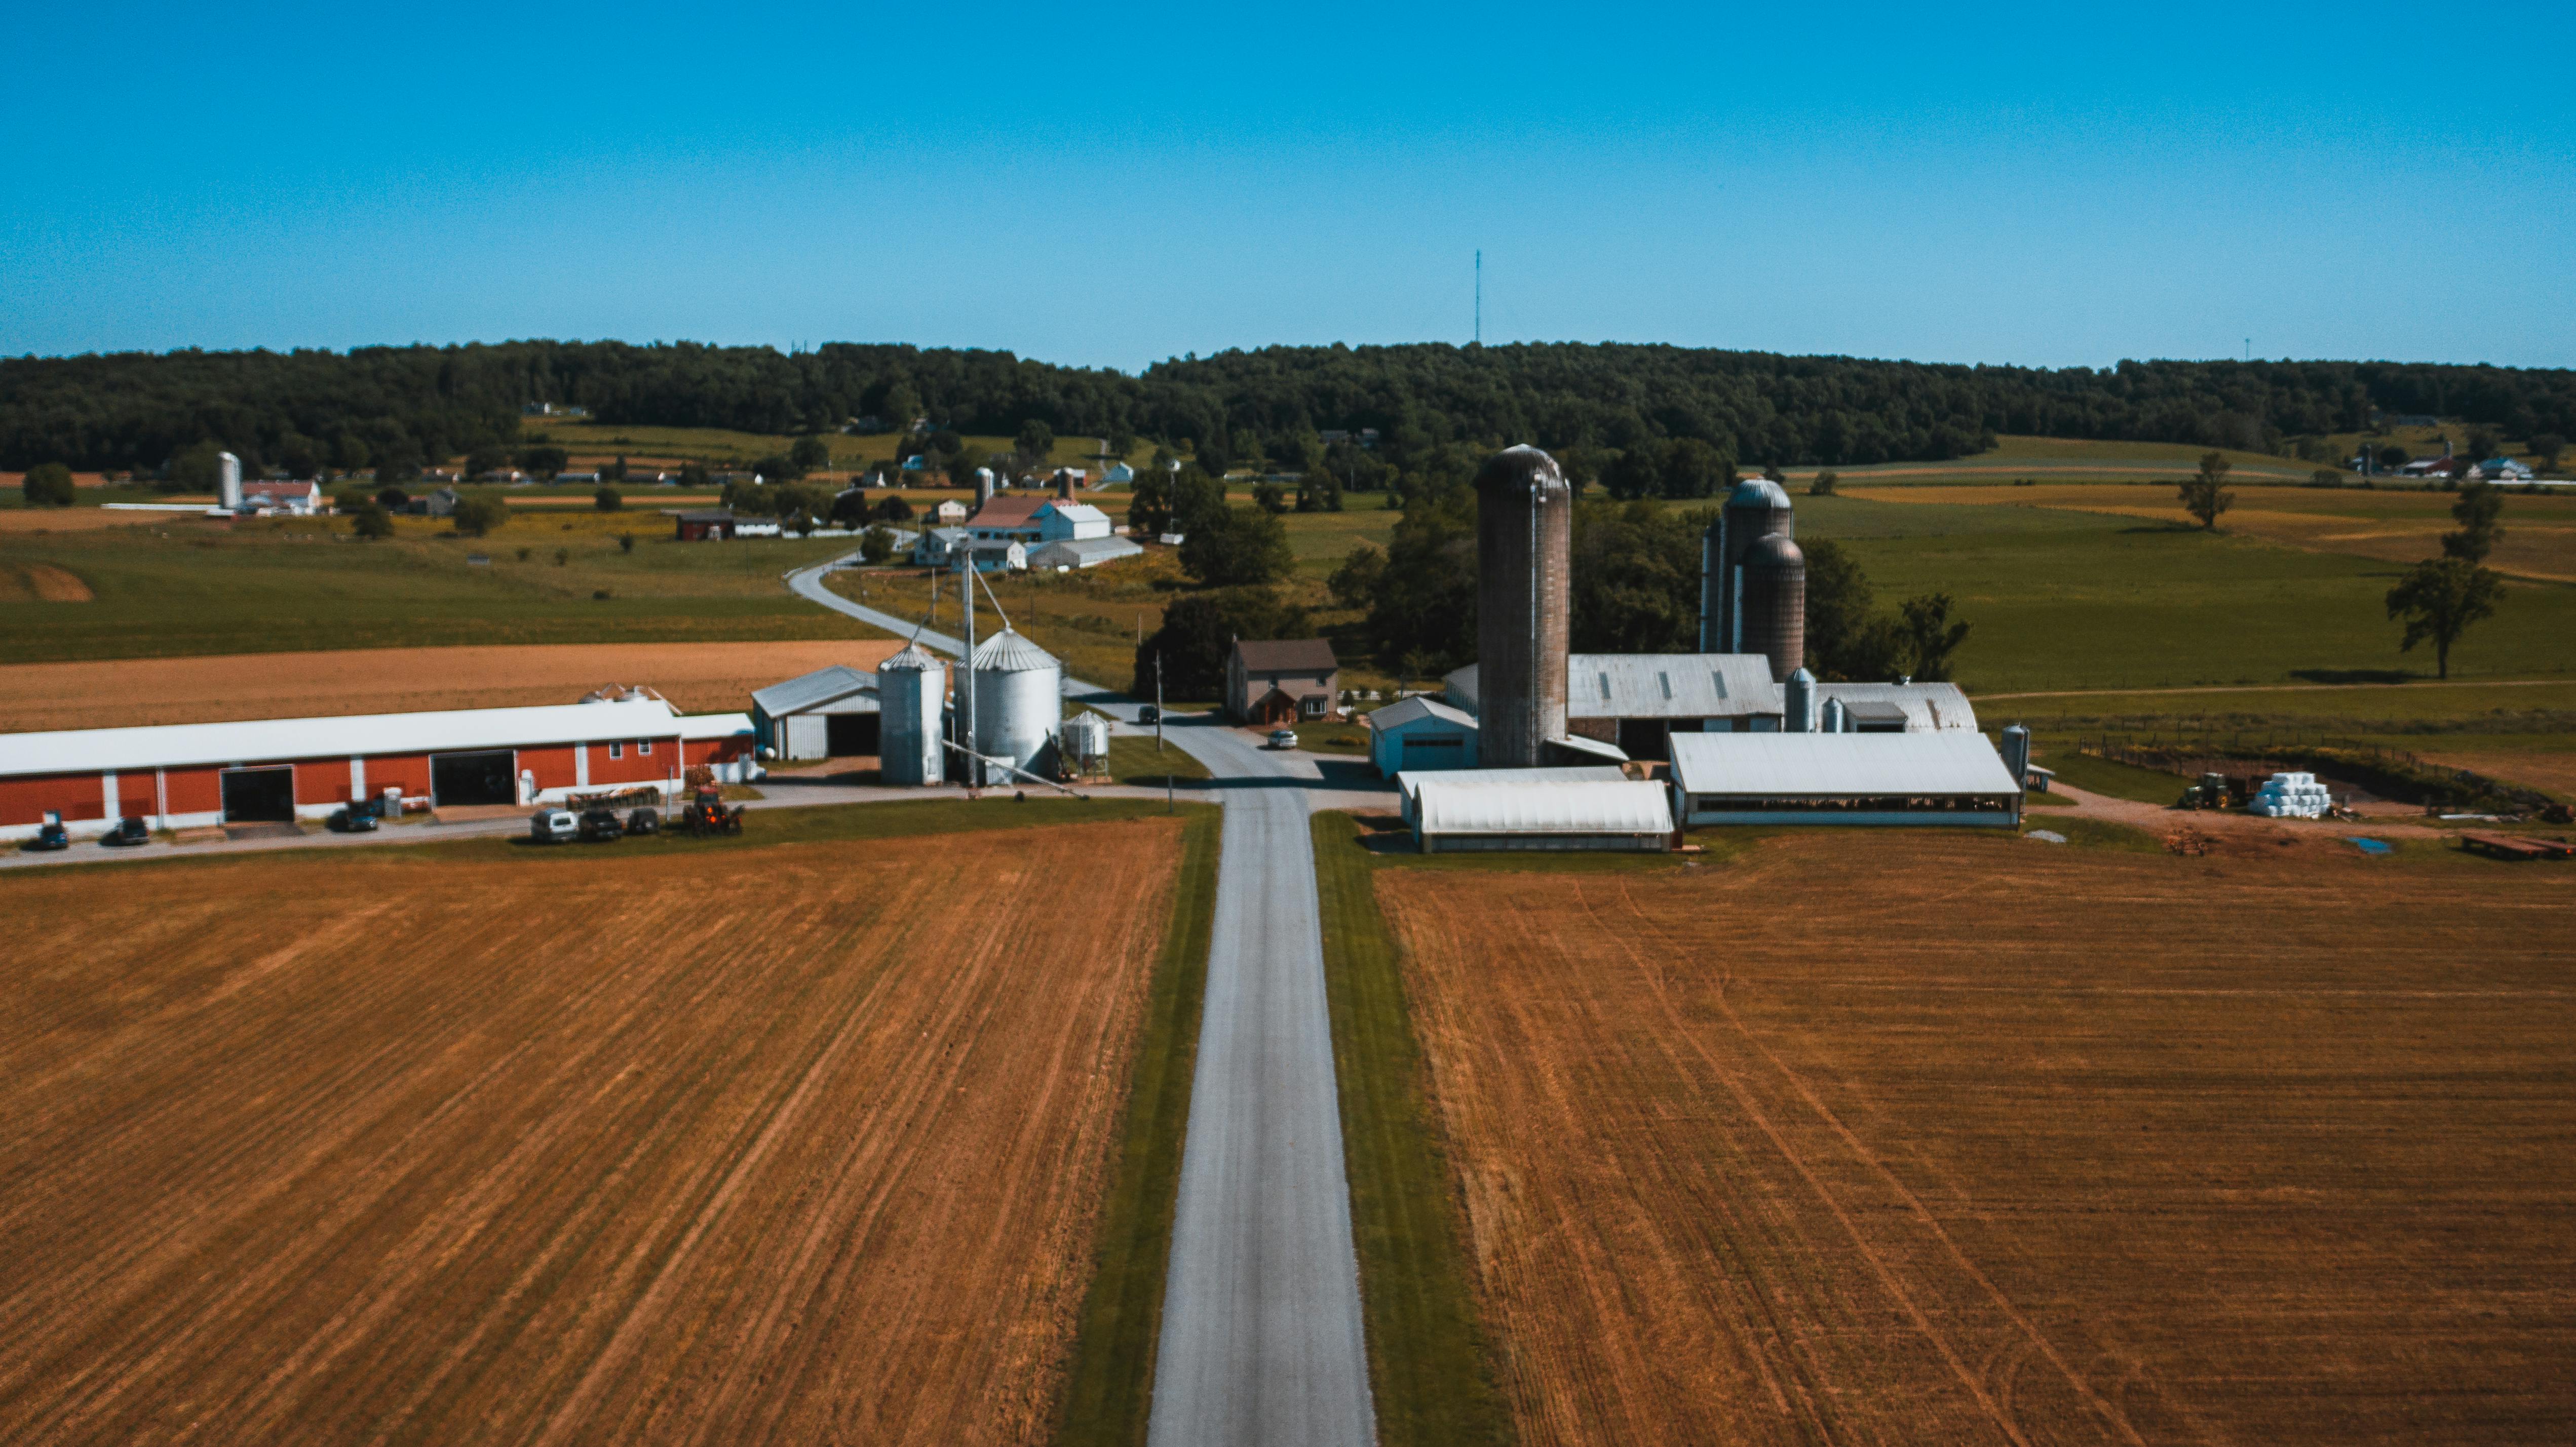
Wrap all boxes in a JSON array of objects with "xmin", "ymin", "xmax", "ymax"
[
  {"xmin": 1898, "ymin": 592, "xmax": 1972, "ymax": 683},
  {"xmin": 21, "ymin": 461, "xmax": 75, "ymax": 507},
  {"xmin": 2177, "ymin": 451, "xmax": 2234, "ymax": 530},
  {"xmin": 2386, "ymin": 557, "xmax": 2503, "ymax": 680},
  {"xmin": 2442, "ymin": 480, "xmax": 2504, "ymax": 563}
]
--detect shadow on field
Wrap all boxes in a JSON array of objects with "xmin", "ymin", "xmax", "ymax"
[{"xmin": 2291, "ymin": 668, "xmax": 2418, "ymax": 685}]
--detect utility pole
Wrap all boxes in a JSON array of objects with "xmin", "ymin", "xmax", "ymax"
[
  {"xmin": 1155, "ymin": 652, "xmax": 1170, "ymax": 813},
  {"xmin": 1474, "ymin": 249, "xmax": 1482, "ymax": 345},
  {"xmin": 960, "ymin": 554, "xmax": 979, "ymax": 794}
]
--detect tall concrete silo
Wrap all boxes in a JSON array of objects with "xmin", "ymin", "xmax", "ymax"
[
  {"xmin": 1701, "ymin": 477, "xmax": 1797, "ymax": 672},
  {"xmin": 1782, "ymin": 667, "xmax": 1818, "ymax": 732},
  {"xmin": 1474, "ymin": 445, "xmax": 1571, "ymax": 769},
  {"xmin": 217, "ymin": 451, "xmax": 243, "ymax": 513},
  {"xmin": 975, "ymin": 468, "xmax": 996, "ymax": 509},
  {"xmin": 1740, "ymin": 532, "xmax": 1808, "ymax": 684},
  {"xmin": 971, "ymin": 628, "xmax": 1062, "ymax": 786},
  {"xmin": 877, "ymin": 642, "xmax": 948, "ymax": 786}
]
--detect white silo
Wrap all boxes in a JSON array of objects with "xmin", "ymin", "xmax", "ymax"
[
  {"xmin": 971, "ymin": 628, "xmax": 1062, "ymax": 786},
  {"xmin": 218, "ymin": 451, "xmax": 243, "ymax": 512},
  {"xmin": 877, "ymin": 642, "xmax": 948, "ymax": 786}
]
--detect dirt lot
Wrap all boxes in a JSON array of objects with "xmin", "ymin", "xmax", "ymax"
[
  {"xmin": 1379, "ymin": 834, "xmax": 2576, "ymax": 1444},
  {"xmin": 0, "ymin": 639, "xmax": 899, "ymax": 732},
  {"xmin": 0, "ymin": 816, "xmax": 1184, "ymax": 1443}
]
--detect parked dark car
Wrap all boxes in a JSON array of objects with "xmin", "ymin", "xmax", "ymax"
[
  {"xmin": 100, "ymin": 816, "xmax": 152, "ymax": 847},
  {"xmin": 1137, "ymin": 705, "xmax": 1161, "ymax": 725},
  {"xmin": 578, "ymin": 807, "xmax": 625, "ymax": 843},
  {"xmin": 327, "ymin": 804, "xmax": 379, "ymax": 833},
  {"xmin": 25, "ymin": 819, "xmax": 70, "ymax": 851},
  {"xmin": 625, "ymin": 807, "xmax": 661, "ymax": 836}
]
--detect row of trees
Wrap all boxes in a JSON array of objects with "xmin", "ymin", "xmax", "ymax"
[{"xmin": 12, "ymin": 340, "xmax": 2572, "ymax": 482}]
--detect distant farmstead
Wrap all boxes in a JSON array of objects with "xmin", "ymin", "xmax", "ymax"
[{"xmin": 673, "ymin": 509, "xmax": 736, "ymax": 541}]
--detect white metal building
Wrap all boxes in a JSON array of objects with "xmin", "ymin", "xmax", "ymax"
[
  {"xmin": 1411, "ymin": 776, "xmax": 1675, "ymax": 852},
  {"xmin": 1028, "ymin": 535, "xmax": 1144, "ymax": 570},
  {"xmin": 1667, "ymin": 732, "xmax": 2022, "ymax": 828},
  {"xmin": 1035, "ymin": 500, "xmax": 1113, "ymax": 540},
  {"xmin": 1393, "ymin": 764, "xmax": 1626, "ymax": 826},
  {"xmin": 750, "ymin": 665, "xmax": 881, "ymax": 761}
]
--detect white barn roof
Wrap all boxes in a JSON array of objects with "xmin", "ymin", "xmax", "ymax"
[
  {"xmin": 679, "ymin": 712, "xmax": 754, "ymax": 740},
  {"xmin": 1369, "ymin": 695, "xmax": 1478, "ymax": 732},
  {"xmin": 1029, "ymin": 535, "xmax": 1144, "ymax": 566},
  {"xmin": 1816, "ymin": 682, "xmax": 1978, "ymax": 733},
  {"xmin": 1, "ymin": 697, "xmax": 689, "ymax": 778},
  {"xmin": 750, "ymin": 664, "xmax": 877, "ymax": 715},
  {"xmin": 1039, "ymin": 501, "xmax": 1110, "ymax": 525},
  {"xmin": 1669, "ymin": 732, "xmax": 2018, "ymax": 798},
  {"xmin": 1414, "ymin": 778, "xmax": 1674, "ymax": 836},
  {"xmin": 1570, "ymin": 653, "xmax": 1782, "ymax": 719},
  {"xmin": 1394, "ymin": 764, "xmax": 1625, "ymax": 804}
]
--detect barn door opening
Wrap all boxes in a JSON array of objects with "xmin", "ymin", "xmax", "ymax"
[
  {"xmin": 825, "ymin": 713, "xmax": 880, "ymax": 757},
  {"xmin": 219, "ymin": 766, "xmax": 296, "ymax": 823},
  {"xmin": 431, "ymin": 750, "xmax": 517, "ymax": 806}
]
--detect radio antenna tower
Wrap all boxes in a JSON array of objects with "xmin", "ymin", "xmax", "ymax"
[{"xmin": 1474, "ymin": 250, "xmax": 1482, "ymax": 345}]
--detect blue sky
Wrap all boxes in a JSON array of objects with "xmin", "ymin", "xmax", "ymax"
[{"xmin": 5, "ymin": 2, "xmax": 2569, "ymax": 372}]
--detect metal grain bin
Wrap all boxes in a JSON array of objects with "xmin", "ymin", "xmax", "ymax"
[
  {"xmin": 971, "ymin": 628, "xmax": 1062, "ymax": 786},
  {"xmin": 877, "ymin": 643, "xmax": 948, "ymax": 786},
  {"xmin": 1740, "ymin": 532, "xmax": 1808, "ymax": 683},
  {"xmin": 1474, "ymin": 445, "xmax": 1572, "ymax": 769},
  {"xmin": 1705, "ymin": 477, "xmax": 1793, "ymax": 654}
]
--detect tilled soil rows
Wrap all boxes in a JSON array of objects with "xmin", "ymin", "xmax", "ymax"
[
  {"xmin": 0, "ymin": 816, "xmax": 1184, "ymax": 1444},
  {"xmin": 0, "ymin": 639, "xmax": 899, "ymax": 733},
  {"xmin": 1379, "ymin": 834, "xmax": 2576, "ymax": 1445}
]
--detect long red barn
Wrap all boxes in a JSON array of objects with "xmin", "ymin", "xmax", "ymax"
[{"xmin": 0, "ymin": 697, "xmax": 756, "ymax": 839}]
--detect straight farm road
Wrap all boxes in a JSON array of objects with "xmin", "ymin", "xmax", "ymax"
[{"xmin": 789, "ymin": 556, "xmax": 1378, "ymax": 1447}]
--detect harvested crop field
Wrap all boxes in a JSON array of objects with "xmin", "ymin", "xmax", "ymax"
[
  {"xmin": 0, "ymin": 815, "xmax": 1185, "ymax": 1443},
  {"xmin": 1377, "ymin": 833, "xmax": 2576, "ymax": 1444},
  {"xmin": 0, "ymin": 639, "xmax": 898, "ymax": 733}
]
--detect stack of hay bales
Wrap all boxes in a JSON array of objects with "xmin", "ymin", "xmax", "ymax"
[{"xmin": 2249, "ymin": 771, "xmax": 2333, "ymax": 818}]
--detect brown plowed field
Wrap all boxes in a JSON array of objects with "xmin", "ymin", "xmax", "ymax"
[
  {"xmin": 0, "ymin": 639, "xmax": 898, "ymax": 732},
  {"xmin": 1380, "ymin": 835, "xmax": 2576, "ymax": 1444},
  {"xmin": 0, "ymin": 816, "xmax": 1184, "ymax": 1444}
]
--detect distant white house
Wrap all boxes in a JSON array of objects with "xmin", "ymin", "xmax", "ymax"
[
  {"xmin": 1104, "ymin": 461, "xmax": 1135, "ymax": 485},
  {"xmin": 932, "ymin": 498, "xmax": 968, "ymax": 524},
  {"xmin": 2474, "ymin": 457, "xmax": 2535, "ymax": 482},
  {"xmin": 913, "ymin": 527, "xmax": 1024, "ymax": 572},
  {"xmin": 241, "ymin": 480, "xmax": 323, "ymax": 516},
  {"xmin": 1035, "ymin": 500, "xmax": 1112, "ymax": 541}
]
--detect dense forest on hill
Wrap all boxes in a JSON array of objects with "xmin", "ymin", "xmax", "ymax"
[{"xmin": 5, "ymin": 339, "xmax": 2571, "ymax": 480}]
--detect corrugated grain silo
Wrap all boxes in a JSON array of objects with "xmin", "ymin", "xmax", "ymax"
[
  {"xmin": 1474, "ymin": 445, "xmax": 1571, "ymax": 768},
  {"xmin": 970, "ymin": 628, "xmax": 1062, "ymax": 785},
  {"xmin": 1740, "ymin": 532, "xmax": 1808, "ymax": 683},
  {"xmin": 876, "ymin": 642, "xmax": 948, "ymax": 786}
]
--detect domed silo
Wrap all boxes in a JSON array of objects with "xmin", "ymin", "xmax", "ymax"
[
  {"xmin": 971, "ymin": 628, "xmax": 1062, "ymax": 786},
  {"xmin": 877, "ymin": 642, "xmax": 948, "ymax": 786},
  {"xmin": 1740, "ymin": 532, "xmax": 1808, "ymax": 683},
  {"xmin": 1702, "ymin": 477, "xmax": 1794, "ymax": 654},
  {"xmin": 1783, "ymin": 667, "xmax": 1819, "ymax": 732},
  {"xmin": 1474, "ymin": 445, "xmax": 1572, "ymax": 769}
]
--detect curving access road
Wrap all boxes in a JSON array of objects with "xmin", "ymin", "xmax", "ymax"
[{"xmin": 786, "ymin": 555, "xmax": 1377, "ymax": 1447}]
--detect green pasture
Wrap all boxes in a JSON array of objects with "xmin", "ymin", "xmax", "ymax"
[{"xmin": 0, "ymin": 512, "xmax": 874, "ymax": 664}]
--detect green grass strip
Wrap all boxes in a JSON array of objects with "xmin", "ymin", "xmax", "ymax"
[
  {"xmin": 1054, "ymin": 804, "xmax": 1222, "ymax": 1446},
  {"xmin": 1311, "ymin": 811, "xmax": 1516, "ymax": 1446}
]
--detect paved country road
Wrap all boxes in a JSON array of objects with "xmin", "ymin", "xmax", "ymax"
[{"xmin": 791, "ymin": 556, "xmax": 1379, "ymax": 1447}]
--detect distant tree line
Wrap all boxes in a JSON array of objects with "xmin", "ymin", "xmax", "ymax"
[{"xmin": 9, "ymin": 339, "xmax": 2572, "ymax": 486}]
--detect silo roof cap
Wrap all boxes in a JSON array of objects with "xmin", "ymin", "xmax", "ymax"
[
  {"xmin": 1727, "ymin": 477, "xmax": 1793, "ymax": 510},
  {"xmin": 1746, "ymin": 532, "xmax": 1804, "ymax": 567},
  {"xmin": 1471, "ymin": 444, "xmax": 1569, "ymax": 498},
  {"xmin": 879, "ymin": 642, "xmax": 943, "ymax": 672},
  {"xmin": 971, "ymin": 628, "xmax": 1060, "ymax": 672}
]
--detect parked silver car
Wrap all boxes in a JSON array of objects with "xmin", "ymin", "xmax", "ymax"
[{"xmin": 529, "ymin": 808, "xmax": 580, "ymax": 844}]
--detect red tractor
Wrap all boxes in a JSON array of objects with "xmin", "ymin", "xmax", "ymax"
[{"xmin": 678, "ymin": 787, "xmax": 745, "ymax": 837}]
